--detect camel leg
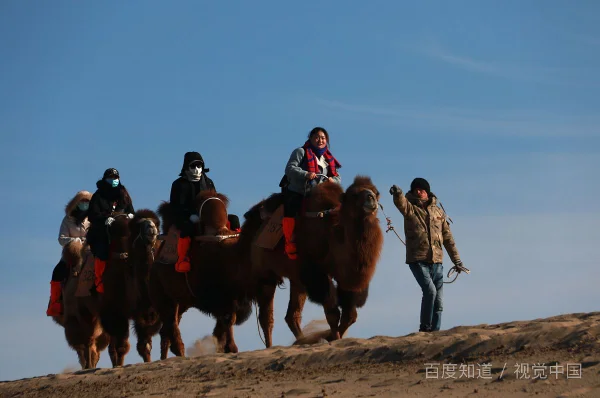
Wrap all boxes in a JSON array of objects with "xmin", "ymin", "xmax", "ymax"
[
  {"xmin": 158, "ymin": 311, "xmax": 183, "ymax": 360},
  {"xmin": 161, "ymin": 303, "xmax": 185, "ymax": 358},
  {"xmin": 76, "ymin": 347, "xmax": 86, "ymax": 370},
  {"xmin": 224, "ymin": 312, "xmax": 238, "ymax": 354},
  {"xmin": 322, "ymin": 277, "xmax": 341, "ymax": 341},
  {"xmin": 285, "ymin": 282, "xmax": 307, "ymax": 338},
  {"xmin": 134, "ymin": 319, "xmax": 155, "ymax": 363},
  {"xmin": 108, "ymin": 336, "xmax": 118, "ymax": 367},
  {"xmin": 109, "ymin": 335, "xmax": 130, "ymax": 367},
  {"xmin": 155, "ymin": 297, "xmax": 184, "ymax": 359},
  {"xmin": 169, "ymin": 303, "xmax": 185, "ymax": 357},
  {"xmin": 338, "ymin": 288, "xmax": 368, "ymax": 338},
  {"xmin": 91, "ymin": 345, "xmax": 101, "ymax": 368},
  {"xmin": 159, "ymin": 327, "xmax": 171, "ymax": 360},
  {"xmin": 82, "ymin": 343, "xmax": 94, "ymax": 369},
  {"xmin": 107, "ymin": 328, "xmax": 130, "ymax": 367},
  {"xmin": 213, "ymin": 311, "xmax": 238, "ymax": 353},
  {"xmin": 95, "ymin": 331, "xmax": 110, "ymax": 367},
  {"xmin": 257, "ymin": 281, "xmax": 277, "ymax": 348},
  {"xmin": 338, "ymin": 304, "xmax": 357, "ymax": 338},
  {"xmin": 212, "ymin": 318, "xmax": 227, "ymax": 353}
]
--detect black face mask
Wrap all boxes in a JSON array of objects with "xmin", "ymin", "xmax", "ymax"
[{"xmin": 71, "ymin": 208, "xmax": 87, "ymax": 223}]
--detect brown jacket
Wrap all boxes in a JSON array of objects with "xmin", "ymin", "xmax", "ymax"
[{"xmin": 392, "ymin": 190, "xmax": 461, "ymax": 265}]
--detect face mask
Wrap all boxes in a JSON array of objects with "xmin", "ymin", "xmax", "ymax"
[
  {"xmin": 189, "ymin": 166, "xmax": 203, "ymax": 176},
  {"xmin": 78, "ymin": 202, "xmax": 89, "ymax": 211},
  {"xmin": 106, "ymin": 178, "xmax": 119, "ymax": 188}
]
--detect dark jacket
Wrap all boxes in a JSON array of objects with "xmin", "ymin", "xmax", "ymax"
[
  {"xmin": 170, "ymin": 175, "xmax": 215, "ymax": 236},
  {"xmin": 87, "ymin": 180, "xmax": 135, "ymax": 259}
]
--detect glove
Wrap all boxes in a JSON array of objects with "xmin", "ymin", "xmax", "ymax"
[
  {"xmin": 453, "ymin": 261, "xmax": 469, "ymax": 274},
  {"xmin": 389, "ymin": 185, "xmax": 402, "ymax": 196},
  {"xmin": 105, "ymin": 217, "xmax": 115, "ymax": 226},
  {"xmin": 190, "ymin": 214, "xmax": 200, "ymax": 223},
  {"xmin": 127, "ymin": 213, "xmax": 134, "ymax": 219}
]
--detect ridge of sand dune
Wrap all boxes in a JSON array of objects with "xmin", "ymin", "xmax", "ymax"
[{"xmin": 2, "ymin": 312, "xmax": 599, "ymax": 397}]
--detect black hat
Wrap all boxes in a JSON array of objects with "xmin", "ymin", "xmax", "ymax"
[
  {"xmin": 180, "ymin": 152, "xmax": 209, "ymax": 176},
  {"xmin": 103, "ymin": 168, "xmax": 120, "ymax": 179},
  {"xmin": 410, "ymin": 177, "xmax": 430, "ymax": 194}
]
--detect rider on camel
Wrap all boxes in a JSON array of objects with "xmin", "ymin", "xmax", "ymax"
[
  {"xmin": 87, "ymin": 168, "xmax": 135, "ymax": 293},
  {"xmin": 281, "ymin": 127, "xmax": 342, "ymax": 259}
]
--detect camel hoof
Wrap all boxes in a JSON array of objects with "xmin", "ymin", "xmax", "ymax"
[{"xmin": 326, "ymin": 331, "xmax": 341, "ymax": 342}]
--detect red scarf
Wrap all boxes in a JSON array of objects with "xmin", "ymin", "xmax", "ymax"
[{"xmin": 302, "ymin": 141, "xmax": 341, "ymax": 177}]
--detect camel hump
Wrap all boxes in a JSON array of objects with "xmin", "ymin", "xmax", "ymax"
[
  {"xmin": 304, "ymin": 181, "xmax": 344, "ymax": 211},
  {"xmin": 157, "ymin": 201, "xmax": 174, "ymax": 234},
  {"xmin": 62, "ymin": 239, "xmax": 84, "ymax": 268}
]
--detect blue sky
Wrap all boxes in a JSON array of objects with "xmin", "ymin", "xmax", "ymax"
[{"xmin": 1, "ymin": 0, "xmax": 599, "ymax": 381}]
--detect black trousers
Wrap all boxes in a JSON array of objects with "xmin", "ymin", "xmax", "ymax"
[
  {"xmin": 176, "ymin": 220, "xmax": 195, "ymax": 238},
  {"xmin": 228, "ymin": 214, "xmax": 241, "ymax": 230},
  {"xmin": 52, "ymin": 260, "xmax": 68, "ymax": 282},
  {"xmin": 283, "ymin": 190, "xmax": 304, "ymax": 218}
]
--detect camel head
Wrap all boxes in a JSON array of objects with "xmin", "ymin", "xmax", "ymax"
[
  {"xmin": 129, "ymin": 209, "xmax": 161, "ymax": 247},
  {"xmin": 194, "ymin": 190, "xmax": 231, "ymax": 236},
  {"xmin": 340, "ymin": 175, "xmax": 380, "ymax": 218}
]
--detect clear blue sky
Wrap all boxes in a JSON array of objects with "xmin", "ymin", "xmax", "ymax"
[{"xmin": 1, "ymin": 0, "xmax": 599, "ymax": 381}]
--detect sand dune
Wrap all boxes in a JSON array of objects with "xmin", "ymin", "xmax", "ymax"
[{"xmin": 2, "ymin": 312, "xmax": 599, "ymax": 397}]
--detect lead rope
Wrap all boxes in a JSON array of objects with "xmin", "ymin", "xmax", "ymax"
[
  {"xmin": 378, "ymin": 203, "xmax": 469, "ymax": 283},
  {"xmin": 254, "ymin": 301, "xmax": 266, "ymax": 346},
  {"xmin": 378, "ymin": 203, "xmax": 406, "ymax": 246}
]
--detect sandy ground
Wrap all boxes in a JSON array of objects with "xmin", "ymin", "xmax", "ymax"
[{"xmin": 2, "ymin": 312, "xmax": 599, "ymax": 398}]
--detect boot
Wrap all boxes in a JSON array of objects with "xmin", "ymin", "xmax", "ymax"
[
  {"xmin": 94, "ymin": 258, "xmax": 106, "ymax": 293},
  {"xmin": 46, "ymin": 281, "xmax": 63, "ymax": 316},
  {"xmin": 282, "ymin": 217, "xmax": 297, "ymax": 260},
  {"xmin": 175, "ymin": 236, "xmax": 191, "ymax": 272}
]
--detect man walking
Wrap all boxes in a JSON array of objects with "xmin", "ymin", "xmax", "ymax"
[{"xmin": 389, "ymin": 178, "xmax": 465, "ymax": 332}]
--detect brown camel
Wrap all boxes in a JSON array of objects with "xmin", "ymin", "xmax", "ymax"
[
  {"xmin": 97, "ymin": 210, "xmax": 162, "ymax": 366},
  {"xmin": 240, "ymin": 175, "xmax": 383, "ymax": 345},
  {"xmin": 151, "ymin": 190, "xmax": 252, "ymax": 357},
  {"xmin": 51, "ymin": 240, "xmax": 112, "ymax": 369}
]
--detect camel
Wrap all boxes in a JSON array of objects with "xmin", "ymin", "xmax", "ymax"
[
  {"xmin": 51, "ymin": 240, "xmax": 112, "ymax": 369},
  {"xmin": 240, "ymin": 175, "xmax": 383, "ymax": 345},
  {"xmin": 150, "ymin": 190, "xmax": 252, "ymax": 357},
  {"xmin": 97, "ymin": 210, "xmax": 162, "ymax": 366}
]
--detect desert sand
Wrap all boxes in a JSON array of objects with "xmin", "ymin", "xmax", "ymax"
[{"xmin": 1, "ymin": 312, "xmax": 599, "ymax": 397}]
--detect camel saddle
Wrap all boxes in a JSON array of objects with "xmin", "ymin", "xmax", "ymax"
[
  {"xmin": 155, "ymin": 225, "xmax": 180, "ymax": 265},
  {"xmin": 254, "ymin": 204, "xmax": 284, "ymax": 250}
]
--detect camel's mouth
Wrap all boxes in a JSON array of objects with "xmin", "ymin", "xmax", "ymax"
[
  {"xmin": 363, "ymin": 203, "xmax": 378, "ymax": 213},
  {"xmin": 141, "ymin": 220, "xmax": 159, "ymax": 244},
  {"xmin": 362, "ymin": 189, "xmax": 379, "ymax": 214}
]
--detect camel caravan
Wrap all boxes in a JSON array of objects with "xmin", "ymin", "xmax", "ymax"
[{"xmin": 47, "ymin": 127, "xmax": 465, "ymax": 369}]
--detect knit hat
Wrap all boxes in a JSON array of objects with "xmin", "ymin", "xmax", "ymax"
[
  {"xmin": 410, "ymin": 177, "xmax": 430, "ymax": 194},
  {"xmin": 103, "ymin": 168, "xmax": 120, "ymax": 179}
]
